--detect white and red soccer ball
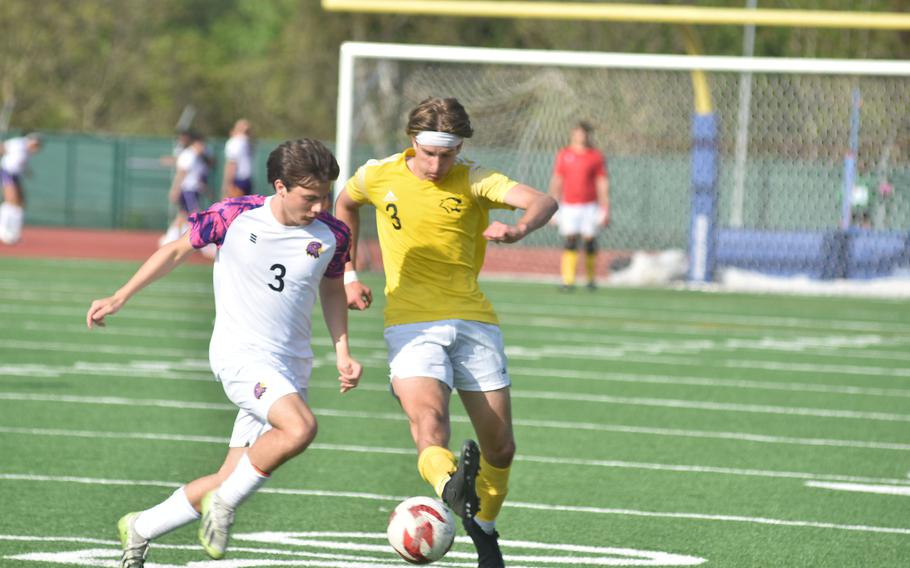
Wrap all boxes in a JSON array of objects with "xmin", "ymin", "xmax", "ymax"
[{"xmin": 387, "ymin": 496, "xmax": 456, "ymax": 564}]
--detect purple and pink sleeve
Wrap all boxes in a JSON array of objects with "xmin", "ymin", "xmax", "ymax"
[
  {"xmin": 317, "ymin": 212, "xmax": 352, "ymax": 279},
  {"xmin": 188, "ymin": 195, "xmax": 267, "ymax": 248}
]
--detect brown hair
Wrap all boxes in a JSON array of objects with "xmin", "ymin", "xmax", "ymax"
[
  {"xmin": 405, "ymin": 97, "xmax": 474, "ymax": 139},
  {"xmin": 267, "ymin": 138, "xmax": 339, "ymax": 187},
  {"xmin": 576, "ymin": 120, "xmax": 594, "ymax": 136}
]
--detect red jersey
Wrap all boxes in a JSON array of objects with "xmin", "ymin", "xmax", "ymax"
[{"xmin": 553, "ymin": 146, "xmax": 607, "ymax": 204}]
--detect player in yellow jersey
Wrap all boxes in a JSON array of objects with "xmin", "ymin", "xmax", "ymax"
[{"xmin": 335, "ymin": 97, "xmax": 557, "ymax": 568}]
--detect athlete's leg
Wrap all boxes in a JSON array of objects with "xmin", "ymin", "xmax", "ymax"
[
  {"xmin": 560, "ymin": 234, "xmax": 580, "ymax": 289},
  {"xmin": 458, "ymin": 388, "xmax": 513, "ymax": 568},
  {"xmin": 199, "ymin": 393, "xmax": 316, "ymax": 559},
  {"xmin": 459, "ymin": 388, "xmax": 514, "ymax": 519},
  {"xmin": 583, "ymin": 237, "xmax": 598, "ymax": 289},
  {"xmin": 1, "ymin": 179, "xmax": 25, "ymax": 244},
  {"xmin": 393, "ymin": 376, "xmax": 452, "ymax": 453},
  {"xmin": 247, "ymin": 392, "xmax": 318, "ymax": 472},
  {"xmin": 183, "ymin": 447, "xmax": 247, "ymax": 508},
  {"xmin": 394, "ymin": 375, "xmax": 482, "ymax": 521},
  {"xmin": 117, "ymin": 447, "xmax": 245, "ymax": 568}
]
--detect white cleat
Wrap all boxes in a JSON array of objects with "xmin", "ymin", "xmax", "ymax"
[
  {"xmin": 199, "ymin": 491, "xmax": 235, "ymax": 559},
  {"xmin": 117, "ymin": 512, "xmax": 149, "ymax": 568}
]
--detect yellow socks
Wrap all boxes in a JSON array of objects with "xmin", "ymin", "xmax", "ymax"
[
  {"xmin": 418, "ymin": 446, "xmax": 457, "ymax": 498},
  {"xmin": 560, "ymin": 250, "xmax": 578, "ymax": 286},
  {"xmin": 419, "ymin": 446, "xmax": 511, "ymax": 525},
  {"xmin": 475, "ymin": 455, "xmax": 510, "ymax": 523},
  {"xmin": 585, "ymin": 252, "xmax": 597, "ymax": 284}
]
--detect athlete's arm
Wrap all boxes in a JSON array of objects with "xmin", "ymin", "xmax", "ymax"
[
  {"xmin": 169, "ymin": 169, "xmax": 187, "ymax": 204},
  {"xmin": 483, "ymin": 184, "xmax": 558, "ymax": 244},
  {"xmin": 86, "ymin": 233, "xmax": 196, "ymax": 329},
  {"xmin": 334, "ymin": 189, "xmax": 373, "ymax": 311},
  {"xmin": 597, "ymin": 154, "xmax": 610, "ymax": 226},
  {"xmin": 548, "ymin": 172, "xmax": 563, "ymax": 202},
  {"xmin": 319, "ymin": 275, "xmax": 363, "ymax": 393},
  {"xmin": 597, "ymin": 174, "xmax": 610, "ymax": 226},
  {"xmin": 221, "ymin": 159, "xmax": 237, "ymax": 198}
]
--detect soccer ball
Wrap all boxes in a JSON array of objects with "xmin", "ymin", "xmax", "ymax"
[{"xmin": 387, "ymin": 496, "xmax": 457, "ymax": 564}]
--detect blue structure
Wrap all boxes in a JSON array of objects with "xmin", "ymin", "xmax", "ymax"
[{"xmin": 687, "ymin": 112, "xmax": 719, "ymax": 282}]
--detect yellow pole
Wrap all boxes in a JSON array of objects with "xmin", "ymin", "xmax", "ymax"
[
  {"xmin": 679, "ymin": 26, "xmax": 713, "ymax": 115},
  {"xmin": 322, "ymin": 0, "xmax": 910, "ymax": 30}
]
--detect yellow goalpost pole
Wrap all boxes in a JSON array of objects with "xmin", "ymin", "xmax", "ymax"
[{"xmin": 322, "ymin": 0, "xmax": 910, "ymax": 30}]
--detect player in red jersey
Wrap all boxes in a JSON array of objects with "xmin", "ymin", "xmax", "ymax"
[{"xmin": 549, "ymin": 121, "xmax": 610, "ymax": 290}]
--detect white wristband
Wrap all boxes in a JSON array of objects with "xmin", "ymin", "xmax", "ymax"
[{"xmin": 343, "ymin": 271, "xmax": 359, "ymax": 285}]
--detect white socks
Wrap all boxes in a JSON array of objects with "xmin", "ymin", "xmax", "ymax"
[
  {"xmin": 216, "ymin": 453, "xmax": 269, "ymax": 509},
  {"xmin": 130, "ymin": 454, "xmax": 268, "ymax": 541},
  {"xmin": 0, "ymin": 203, "xmax": 23, "ymax": 244},
  {"xmin": 473, "ymin": 517, "xmax": 497, "ymax": 535},
  {"xmin": 134, "ymin": 487, "xmax": 200, "ymax": 540}
]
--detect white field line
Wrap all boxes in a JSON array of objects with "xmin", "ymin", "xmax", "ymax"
[
  {"xmin": 0, "ymin": 277, "xmax": 215, "ymax": 295},
  {"xmin": 506, "ymin": 346, "xmax": 910, "ymax": 378},
  {"xmin": 3, "ymin": 425, "xmax": 909, "ymax": 487},
  {"xmin": 0, "ymin": 304, "xmax": 209, "ymax": 324},
  {"xmin": 503, "ymin": 331, "xmax": 910, "ymax": 364},
  {"xmin": 26, "ymin": 321, "xmax": 910, "ymax": 361},
  {"xmin": 509, "ymin": 390, "xmax": 910, "ymax": 422},
  {"xmin": 19, "ymin": 322, "xmax": 391, "ymax": 349},
  {"xmin": 0, "ymin": 532, "xmax": 713, "ymax": 566},
  {"xmin": 2, "ymin": 371, "xmax": 908, "ymax": 422},
  {"xmin": 3, "ymin": 473, "xmax": 910, "ymax": 536},
  {"xmin": 508, "ymin": 367, "xmax": 910, "ymax": 398},
  {"xmin": 4, "ymin": 337, "xmax": 908, "ymax": 381},
  {"xmin": 724, "ymin": 359, "xmax": 910, "ymax": 378},
  {"xmin": 805, "ymin": 481, "xmax": 910, "ymax": 496},
  {"xmin": 495, "ymin": 303, "xmax": 910, "ymax": 334},
  {"xmin": 1, "ymin": 391, "xmax": 908, "ymax": 452},
  {"xmin": 515, "ymin": 318, "xmax": 910, "ymax": 341},
  {"xmin": 0, "ymin": 304, "xmax": 384, "ymax": 327},
  {"xmin": 8, "ymin": 279, "xmax": 910, "ymax": 332},
  {"xmin": 0, "ymin": 289, "xmax": 216, "ymax": 312},
  {"xmin": 5, "ymin": 293, "xmax": 909, "ymax": 334},
  {"xmin": 4, "ymin": 357, "xmax": 909, "ymax": 400}
]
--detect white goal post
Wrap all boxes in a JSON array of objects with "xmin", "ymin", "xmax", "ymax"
[{"xmin": 335, "ymin": 41, "xmax": 910, "ymax": 281}]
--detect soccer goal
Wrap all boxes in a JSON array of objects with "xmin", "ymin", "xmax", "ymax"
[{"xmin": 335, "ymin": 41, "xmax": 910, "ymax": 282}]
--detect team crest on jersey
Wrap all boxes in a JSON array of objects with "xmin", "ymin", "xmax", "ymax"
[
  {"xmin": 254, "ymin": 382, "xmax": 267, "ymax": 400},
  {"xmin": 439, "ymin": 197, "xmax": 463, "ymax": 213},
  {"xmin": 306, "ymin": 241, "xmax": 324, "ymax": 258}
]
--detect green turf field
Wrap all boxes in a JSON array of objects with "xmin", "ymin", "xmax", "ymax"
[{"xmin": 1, "ymin": 256, "xmax": 909, "ymax": 567}]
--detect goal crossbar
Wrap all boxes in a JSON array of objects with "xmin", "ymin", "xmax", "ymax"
[{"xmin": 335, "ymin": 41, "xmax": 910, "ymax": 187}]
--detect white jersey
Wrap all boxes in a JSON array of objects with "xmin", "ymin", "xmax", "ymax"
[
  {"xmin": 1, "ymin": 137, "xmax": 30, "ymax": 175},
  {"xmin": 188, "ymin": 195, "xmax": 351, "ymax": 369},
  {"xmin": 176, "ymin": 146, "xmax": 209, "ymax": 193},
  {"xmin": 224, "ymin": 135, "xmax": 253, "ymax": 181}
]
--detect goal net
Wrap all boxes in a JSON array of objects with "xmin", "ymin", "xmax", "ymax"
[{"xmin": 335, "ymin": 42, "xmax": 910, "ymax": 282}]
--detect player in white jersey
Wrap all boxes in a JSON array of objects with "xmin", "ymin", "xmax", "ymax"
[
  {"xmin": 222, "ymin": 118, "xmax": 255, "ymax": 198},
  {"xmin": 87, "ymin": 138, "xmax": 361, "ymax": 568},
  {"xmin": 160, "ymin": 132, "xmax": 212, "ymax": 247},
  {"xmin": 0, "ymin": 133, "xmax": 43, "ymax": 244}
]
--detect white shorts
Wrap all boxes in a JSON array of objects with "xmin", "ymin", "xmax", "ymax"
[
  {"xmin": 384, "ymin": 319, "xmax": 511, "ymax": 392},
  {"xmin": 214, "ymin": 354, "xmax": 312, "ymax": 447},
  {"xmin": 558, "ymin": 202, "xmax": 602, "ymax": 238}
]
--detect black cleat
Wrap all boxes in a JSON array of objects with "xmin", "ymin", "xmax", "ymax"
[
  {"xmin": 464, "ymin": 518, "xmax": 504, "ymax": 568},
  {"xmin": 442, "ymin": 439, "xmax": 480, "ymax": 521}
]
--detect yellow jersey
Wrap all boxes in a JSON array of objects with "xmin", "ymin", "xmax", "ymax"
[{"xmin": 344, "ymin": 148, "xmax": 517, "ymax": 326}]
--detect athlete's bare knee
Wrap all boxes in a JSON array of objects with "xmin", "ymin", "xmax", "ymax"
[
  {"xmin": 482, "ymin": 437, "xmax": 516, "ymax": 468},
  {"xmin": 279, "ymin": 415, "xmax": 318, "ymax": 454},
  {"xmin": 411, "ymin": 409, "xmax": 449, "ymax": 448}
]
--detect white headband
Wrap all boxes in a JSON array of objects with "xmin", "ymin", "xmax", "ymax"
[{"xmin": 415, "ymin": 131, "xmax": 463, "ymax": 148}]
